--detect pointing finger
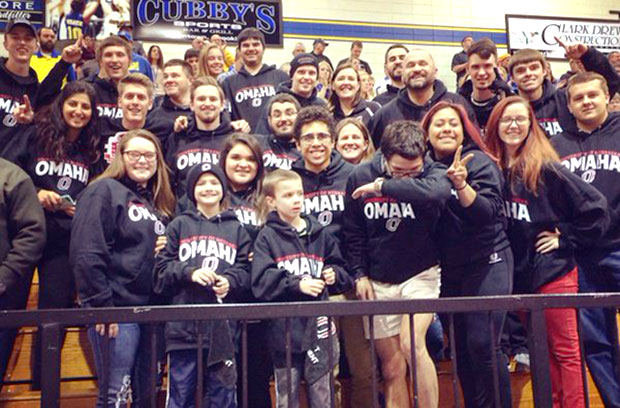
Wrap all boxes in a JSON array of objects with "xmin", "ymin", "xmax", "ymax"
[
  {"xmin": 554, "ymin": 36, "xmax": 567, "ymax": 50},
  {"xmin": 23, "ymin": 95, "xmax": 32, "ymax": 111}
]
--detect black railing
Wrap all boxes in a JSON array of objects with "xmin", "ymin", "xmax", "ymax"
[{"xmin": 2, "ymin": 293, "xmax": 620, "ymax": 408}]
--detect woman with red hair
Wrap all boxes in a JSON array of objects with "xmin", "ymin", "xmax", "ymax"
[{"xmin": 486, "ymin": 96, "xmax": 608, "ymax": 408}]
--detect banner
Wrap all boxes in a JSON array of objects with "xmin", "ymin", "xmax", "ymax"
[
  {"xmin": 506, "ymin": 15, "xmax": 620, "ymax": 59},
  {"xmin": 0, "ymin": 0, "xmax": 45, "ymax": 30},
  {"xmin": 132, "ymin": 0, "xmax": 283, "ymax": 47}
]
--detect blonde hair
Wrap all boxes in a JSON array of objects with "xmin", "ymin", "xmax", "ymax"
[
  {"xmin": 198, "ymin": 43, "xmax": 225, "ymax": 78},
  {"xmin": 93, "ymin": 129, "xmax": 175, "ymax": 217},
  {"xmin": 257, "ymin": 169, "xmax": 302, "ymax": 223}
]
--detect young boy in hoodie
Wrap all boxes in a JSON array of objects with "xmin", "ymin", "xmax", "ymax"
[
  {"xmin": 154, "ymin": 163, "xmax": 251, "ymax": 408},
  {"xmin": 251, "ymin": 169, "xmax": 352, "ymax": 408}
]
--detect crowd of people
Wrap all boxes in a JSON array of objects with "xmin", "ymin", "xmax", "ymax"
[{"xmin": 1, "ymin": 14, "xmax": 620, "ymax": 408}]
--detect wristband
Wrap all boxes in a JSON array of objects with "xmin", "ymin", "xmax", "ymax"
[{"xmin": 455, "ymin": 183, "xmax": 468, "ymax": 191}]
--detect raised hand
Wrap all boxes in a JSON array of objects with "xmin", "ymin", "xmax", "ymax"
[
  {"xmin": 174, "ymin": 115, "xmax": 189, "ymax": 133},
  {"xmin": 555, "ymin": 36, "xmax": 588, "ymax": 60},
  {"xmin": 446, "ymin": 145, "xmax": 474, "ymax": 190},
  {"xmin": 62, "ymin": 33, "xmax": 83, "ymax": 64},
  {"xmin": 12, "ymin": 95, "xmax": 34, "ymax": 124}
]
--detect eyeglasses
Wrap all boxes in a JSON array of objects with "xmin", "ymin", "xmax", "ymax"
[
  {"xmin": 299, "ymin": 132, "xmax": 332, "ymax": 144},
  {"xmin": 123, "ymin": 150, "xmax": 157, "ymax": 162},
  {"xmin": 499, "ymin": 116, "xmax": 530, "ymax": 126}
]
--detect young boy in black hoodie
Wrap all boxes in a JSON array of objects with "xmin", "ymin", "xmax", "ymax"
[
  {"xmin": 251, "ymin": 169, "xmax": 352, "ymax": 408},
  {"xmin": 154, "ymin": 163, "xmax": 251, "ymax": 408}
]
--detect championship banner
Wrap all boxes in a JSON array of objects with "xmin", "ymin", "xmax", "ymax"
[
  {"xmin": 506, "ymin": 14, "xmax": 620, "ymax": 59},
  {"xmin": 0, "ymin": 0, "xmax": 45, "ymax": 30},
  {"xmin": 132, "ymin": 0, "xmax": 283, "ymax": 46}
]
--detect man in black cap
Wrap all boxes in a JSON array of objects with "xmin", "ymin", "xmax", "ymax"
[
  {"xmin": 254, "ymin": 53, "xmax": 326, "ymax": 135},
  {"xmin": 311, "ymin": 38, "xmax": 333, "ymax": 69}
]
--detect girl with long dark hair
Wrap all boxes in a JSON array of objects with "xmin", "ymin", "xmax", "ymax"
[{"xmin": 20, "ymin": 81, "xmax": 100, "ymax": 388}]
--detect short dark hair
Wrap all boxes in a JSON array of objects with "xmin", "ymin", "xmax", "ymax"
[
  {"xmin": 292, "ymin": 106, "xmax": 335, "ymax": 141},
  {"xmin": 467, "ymin": 38, "xmax": 497, "ymax": 60},
  {"xmin": 351, "ymin": 41, "xmax": 363, "ymax": 49},
  {"xmin": 384, "ymin": 44, "xmax": 409, "ymax": 64},
  {"xmin": 184, "ymin": 48, "xmax": 200, "ymax": 61},
  {"xmin": 509, "ymin": 49, "xmax": 546, "ymax": 76},
  {"xmin": 37, "ymin": 26, "xmax": 55, "ymax": 37},
  {"xmin": 461, "ymin": 35, "xmax": 473, "ymax": 44},
  {"xmin": 380, "ymin": 120, "xmax": 426, "ymax": 160},
  {"xmin": 268, "ymin": 93, "xmax": 301, "ymax": 116},
  {"xmin": 238, "ymin": 27, "xmax": 265, "ymax": 48},
  {"xmin": 164, "ymin": 59, "xmax": 193, "ymax": 78}
]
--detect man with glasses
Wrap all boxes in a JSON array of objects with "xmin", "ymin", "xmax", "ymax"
[
  {"xmin": 261, "ymin": 94, "xmax": 302, "ymax": 171},
  {"xmin": 291, "ymin": 106, "xmax": 353, "ymax": 242},
  {"xmin": 344, "ymin": 120, "xmax": 451, "ymax": 408}
]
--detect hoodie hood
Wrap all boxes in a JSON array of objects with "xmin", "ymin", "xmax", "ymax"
[
  {"xmin": 238, "ymin": 63, "xmax": 279, "ymax": 78},
  {"xmin": 0, "ymin": 57, "xmax": 38, "ymax": 86},
  {"xmin": 186, "ymin": 111, "xmax": 234, "ymax": 141},
  {"xmin": 264, "ymin": 211, "xmax": 322, "ymax": 239},
  {"xmin": 276, "ymin": 79, "xmax": 321, "ymax": 106}
]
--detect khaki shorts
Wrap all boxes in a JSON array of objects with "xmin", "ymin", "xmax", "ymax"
[{"xmin": 363, "ymin": 265, "xmax": 441, "ymax": 339}]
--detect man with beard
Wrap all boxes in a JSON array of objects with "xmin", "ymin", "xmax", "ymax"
[
  {"xmin": 166, "ymin": 77, "xmax": 234, "ymax": 198},
  {"xmin": 508, "ymin": 39, "xmax": 619, "ymax": 137},
  {"xmin": 369, "ymin": 49, "xmax": 475, "ymax": 146},
  {"xmin": 147, "ymin": 59, "xmax": 193, "ymax": 147},
  {"xmin": 254, "ymin": 53, "xmax": 326, "ymax": 135},
  {"xmin": 608, "ymin": 51, "xmax": 620, "ymax": 75},
  {"xmin": 373, "ymin": 44, "xmax": 408, "ymax": 106},
  {"xmin": 458, "ymin": 39, "xmax": 513, "ymax": 128},
  {"xmin": 452, "ymin": 36, "xmax": 473, "ymax": 91},
  {"xmin": 221, "ymin": 28, "xmax": 289, "ymax": 131},
  {"xmin": 30, "ymin": 27, "xmax": 76, "ymax": 83},
  {"xmin": 260, "ymin": 93, "xmax": 301, "ymax": 171}
]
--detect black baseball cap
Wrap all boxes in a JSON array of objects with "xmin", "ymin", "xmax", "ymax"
[
  {"xmin": 4, "ymin": 18, "xmax": 36, "ymax": 37},
  {"xmin": 313, "ymin": 38, "xmax": 328, "ymax": 46}
]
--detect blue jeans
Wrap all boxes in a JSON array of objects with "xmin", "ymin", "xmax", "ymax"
[
  {"xmin": 88, "ymin": 323, "xmax": 141, "ymax": 408},
  {"xmin": 577, "ymin": 248, "xmax": 620, "ymax": 408},
  {"xmin": 167, "ymin": 349, "xmax": 237, "ymax": 408}
]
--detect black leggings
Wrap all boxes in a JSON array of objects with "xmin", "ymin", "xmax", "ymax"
[{"xmin": 441, "ymin": 247, "xmax": 514, "ymax": 408}]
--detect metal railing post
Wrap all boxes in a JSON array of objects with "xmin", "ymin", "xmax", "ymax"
[
  {"xmin": 40, "ymin": 323, "xmax": 62, "ymax": 408},
  {"xmin": 528, "ymin": 309, "xmax": 552, "ymax": 407}
]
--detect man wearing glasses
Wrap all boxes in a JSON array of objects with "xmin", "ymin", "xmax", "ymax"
[{"xmin": 344, "ymin": 120, "xmax": 451, "ymax": 408}]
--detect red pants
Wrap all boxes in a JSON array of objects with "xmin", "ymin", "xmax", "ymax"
[{"xmin": 537, "ymin": 268, "xmax": 585, "ymax": 408}]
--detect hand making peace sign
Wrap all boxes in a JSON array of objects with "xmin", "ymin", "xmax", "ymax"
[{"xmin": 446, "ymin": 145, "xmax": 474, "ymax": 190}]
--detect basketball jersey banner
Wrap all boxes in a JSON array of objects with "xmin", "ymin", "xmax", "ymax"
[
  {"xmin": 0, "ymin": 1, "xmax": 45, "ymax": 30},
  {"xmin": 132, "ymin": 0, "xmax": 283, "ymax": 47}
]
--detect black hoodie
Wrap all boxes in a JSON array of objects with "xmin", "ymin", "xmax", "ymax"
[
  {"xmin": 431, "ymin": 144, "xmax": 510, "ymax": 268},
  {"xmin": 292, "ymin": 152, "xmax": 354, "ymax": 243},
  {"xmin": 165, "ymin": 113, "xmax": 234, "ymax": 198},
  {"xmin": 343, "ymin": 153, "xmax": 451, "ymax": 284},
  {"xmin": 368, "ymin": 80, "xmax": 477, "ymax": 147},
  {"xmin": 372, "ymin": 84, "xmax": 400, "ymax": 107},
  {"xmin": 147, "ymin": 95, "xmax": 192, "ymax": 147},
  {"xmin": 16, "ymin": 126, "xmax": 92, "ymax": 246},
  {"xmin": 154, "ymin": 205, "xmax": 251, "ymax": 354},
  {"xmin": 221, "ymin": 64, "xmax": 290, "ymax": 131},
  {"xmin": 530, "ymin": 48, "xmax": 619, "ymax": 137},
  {"xmin": 458, "ymin": 73, "xmax": 514, "ymax": 128},
  {"xmin": 70, "ymin": 177, "xmax": 167, "ymax": 308},
  {"xmin": 259, "ymin": 134, "xmax": 301, "ymax": 171},
  {"xmin": 0, "ymin": 58, "xmax": 39, "ymax": 164},
  {"xmin": 254, "ymin": 80, "xmax": 327, "ymax": 136},
  {"xmin": 332, "ymin": 99, "xmax": 381, "ymax": 129},
  {"xmin": 84, "ymin": 74, "xmax": 123, "ymax": 136},
  {"xmin": 552, "ymin": 112, "xmax": 620, "ymax": 249},
  {"xmin": 252, "ymin": 212, "xmax": 352, "ymax": 364},
  {"xmin": 503, "ymin": 163, "xmax": 608, "ymax": 293},
  {"xmin": 229, "ymin": 189, "xmax": 261, "ymax": 241}
]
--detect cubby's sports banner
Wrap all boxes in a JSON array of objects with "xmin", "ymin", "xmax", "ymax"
[
  {"xmin": 0, "ymin": 0, "xmax": 45, "ymax": 30},
  {"xmin": 506, "ymin": 14, "xmax": 620, "ymax": 59},
  {"xmin": 132, "ymin": 0, "xmax": 283, "ymax": 46}
]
